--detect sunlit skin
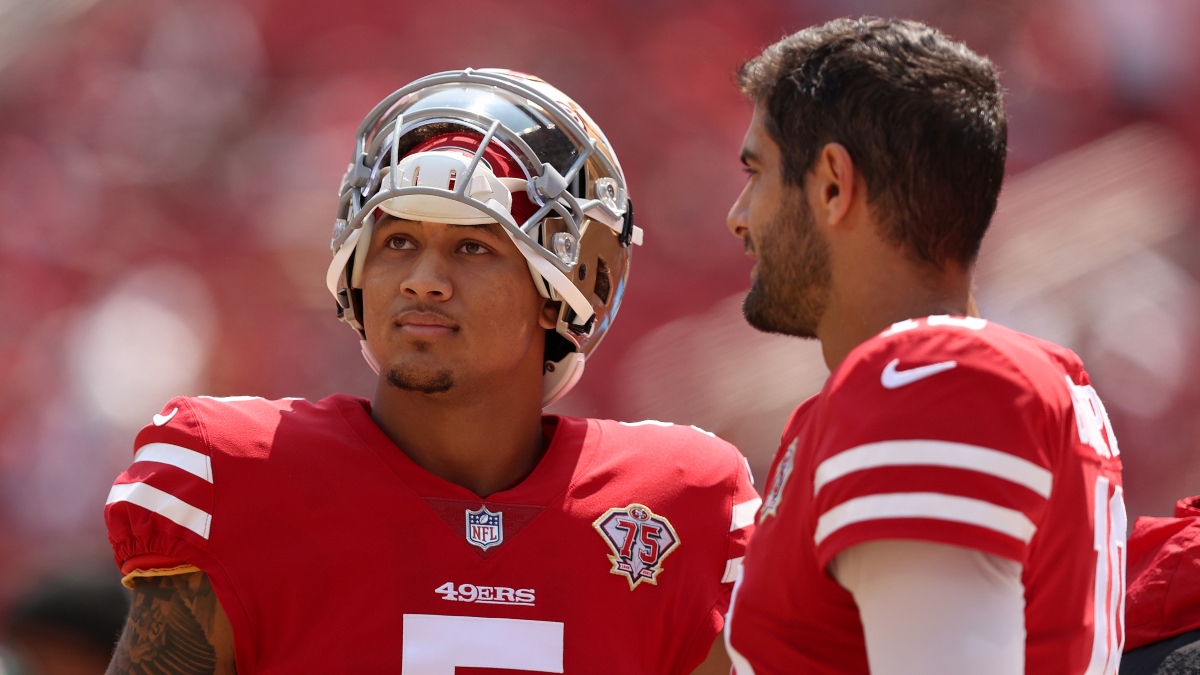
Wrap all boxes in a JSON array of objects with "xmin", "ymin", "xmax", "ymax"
[
  {"xmin": 727, "ymin": 105, "xmax": 975, "ymax": 371},
  {"xmin": 360, "ymin": 215, "xmax": 558, "ymax": 498}
]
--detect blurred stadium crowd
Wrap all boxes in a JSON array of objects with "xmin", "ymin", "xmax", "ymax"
[{"xmin": 1, "ymin": 0, "xmax": 1199, "ymax": 669}]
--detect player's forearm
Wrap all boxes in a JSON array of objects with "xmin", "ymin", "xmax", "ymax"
[{"xmin": 106, "ymin": 572, "xmax": 237, "ymax": 675}]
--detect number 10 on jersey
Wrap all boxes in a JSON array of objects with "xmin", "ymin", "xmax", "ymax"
[{"xmin": 1070, "ymin": 378, "xmax": 1126, "ymax": 675}]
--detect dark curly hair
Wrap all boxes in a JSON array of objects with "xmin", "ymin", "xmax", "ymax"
[{"xmin": 738, "ymin": 17, "xmax": 1007, "ymax": 268}]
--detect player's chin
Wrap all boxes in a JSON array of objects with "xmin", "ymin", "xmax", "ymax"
[
  {"xmin": 742, "ymin": 287, "xmax": 776, "ymax": 333},
  {"xmin": 384, "ymin": 360, "xmax": 456, "ymax": 395},
  {"xmin": 743, "ymin": 282, "xmax": 819, "ymax": 339}
]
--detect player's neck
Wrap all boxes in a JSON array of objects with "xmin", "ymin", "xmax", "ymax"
[
  {"xmin": 817, "ymin": 249, "xmax": 972, "ymax": 372},
  {"xmin": 369, "ymin": 370, "xmax": 547, "ymax": 499}
]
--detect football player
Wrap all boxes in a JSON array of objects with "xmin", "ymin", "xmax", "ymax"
[
  {"xmin": 722, "ymin": 18, "xmax": 1125, "ymax": 675},
  {"xmin": 104, "ymin": 69, "xmax": 758, "ymax": 674}
]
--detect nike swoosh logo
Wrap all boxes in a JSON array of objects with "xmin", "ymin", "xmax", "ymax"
[
  {"xmin": 881, "ymin": 359, "xmax": 957, "ymax": 389},
  {"xmin": 152, "ymin": 408, "xmax": 178, "ymax": 426}
]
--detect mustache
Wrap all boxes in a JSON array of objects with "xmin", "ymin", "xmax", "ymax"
[{"xmin": 743, "ymin": 234, "xmax": 755, "ymax": 255}]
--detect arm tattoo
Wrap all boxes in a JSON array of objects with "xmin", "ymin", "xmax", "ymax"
[{"xmin": 107, "ymin": 572, "xmax": 235, "ymax": 675}]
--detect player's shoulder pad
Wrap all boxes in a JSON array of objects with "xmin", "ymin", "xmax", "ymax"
[
  {"xmin": 1023, "ymin": 331, "xmax": 1088, "ymax": 383},
  {"xmin": 133, "ymin": 394, "xmax": 308, "ymax": 460},
  {"xmin": 827, "ymin": 315, "xmax": 1023, "ymax": 398},
  {"xmin": 613, "ymin": 418, "xmax": 725, "ymax": 445},
  {"xmin": 604, "ymin": 418, "xmax": 746, "ymax": 475}
]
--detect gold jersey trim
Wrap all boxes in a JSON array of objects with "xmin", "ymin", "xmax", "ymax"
[{"xmin": 120, "ymin": 564, "xmax": 202, "ymax": 589}]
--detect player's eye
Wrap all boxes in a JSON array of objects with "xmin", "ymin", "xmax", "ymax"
[
  {"xmin": 458, "ymin": 241, "xmax": 490, "ymax": 256},
  {"xmin": 386, "ymin": 235, "xmax": 415, "ymax": 250}
]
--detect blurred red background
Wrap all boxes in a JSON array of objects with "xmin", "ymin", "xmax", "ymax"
[{"xmin": 1, "ymin": 0, "xmax": 1198, "ymax": 665}]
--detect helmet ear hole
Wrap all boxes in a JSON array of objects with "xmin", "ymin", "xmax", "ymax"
[
  {"xmin": 544, "ymin": 330, "xmax": 576, "ymax": 365},
  {"xmin": 593, "ymin": 257, "xmax": 612, "ymax": 305}
]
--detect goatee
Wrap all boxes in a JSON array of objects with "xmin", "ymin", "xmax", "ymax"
[{"xmin": 386, "ymin": 366, "xmax": 455, "ymax": 394}]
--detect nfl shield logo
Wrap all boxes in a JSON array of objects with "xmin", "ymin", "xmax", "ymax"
[{"xmin": 465, "ymin": 506, "xmax": 503, "ymax": 552}]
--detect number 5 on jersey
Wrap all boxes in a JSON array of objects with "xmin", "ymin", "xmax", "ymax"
[{"xmin": 401, "ymin": 614, "xmax": 563, "ymax": 674}]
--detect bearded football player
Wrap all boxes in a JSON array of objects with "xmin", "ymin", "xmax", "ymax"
[
  {"xmin": 103, "ymin": 69, "xmax": 758, "ymax": 674},
  {"xmin": 722, "ymin": 19, "xmax": 1126, "ymax": 675}
]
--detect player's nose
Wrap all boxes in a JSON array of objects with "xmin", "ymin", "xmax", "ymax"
[
  {"xmin": 727, "ymin": 183, "xmax": 751, "ymax": 241},
  {"xmin": 400, "ymin": 251, "xmax": 453, "ymax": 301}
]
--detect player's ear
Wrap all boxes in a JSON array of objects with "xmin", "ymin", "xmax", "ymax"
[
  {"xmin": 538, "ymin": 300, "xmax": 560, "ymax": 330},
  {"xmin": 811, "ymin": 142, "xmax": 857, "ymax": 229}
]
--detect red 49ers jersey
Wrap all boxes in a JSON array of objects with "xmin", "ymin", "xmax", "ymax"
[
  {"xmin": 725, "ymin": 316, "xmax": 1125, "ymax": 675},
  {"xmin": 105, "ymin": 394, "xmax": 759, "ymax": 674}
]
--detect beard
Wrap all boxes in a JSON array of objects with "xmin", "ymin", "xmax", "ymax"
[
  {"xmin": 742, "ymin": 194, "xmax": 831, "ymax": 339},
  {"xmin": 386, "ymin": 362, "xmax": 455, "ymax": 394}
]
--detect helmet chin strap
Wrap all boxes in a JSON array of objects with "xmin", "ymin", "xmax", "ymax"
[
  {"xmin": 542, "ymin": 352, "xmax": 585, "ymax": 407},
  {"xmin": 360, "ymin": 340, "xmax": 382, "ymax": 375},
  {"xmin": 327, "ymin": 228, "xmax": 362, "ymax": 298},
  {"xmin": 512, "ymin": 238, "xmax": 594, "ymax": 323}
]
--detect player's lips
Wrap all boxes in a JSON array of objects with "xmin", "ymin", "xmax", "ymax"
[{"xmin": 396, "ymin": 311, "xmax": 459, "ymax": 337}]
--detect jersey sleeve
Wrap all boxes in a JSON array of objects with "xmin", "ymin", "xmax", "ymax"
[
  {"xmin": 681, "ymin": 433, "xmax": 762, "ymax": 674},
  {"xmin": 104, "ymin": 397, "xmax": 215, "ymax": 586},
  {"xmin": 723, "ymin": 453, "xmax": 760, "ymax": 591},
  {"xmin": 811, "ymin": 324, "xmax": 1053, "ymax": 570}
]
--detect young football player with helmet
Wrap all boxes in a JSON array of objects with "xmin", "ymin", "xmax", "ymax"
[
  {"xmin": 104, "ymin": 69, "xmax": 758, "ymax": 674},
  {"xmin": 721, "ymin": 19, "xmax": 1125, "ymax": 675}
]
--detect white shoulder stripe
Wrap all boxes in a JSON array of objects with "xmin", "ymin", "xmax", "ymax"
[
  {"xmin": 721, "ymin": 556, "xmax": 744, "ymax": 583},
  {"xmin": 731, "ymin": 497, "xmax": 762, "ymax": 531},
  {"xmin": 814, "ymin": 440, "xmax": 1052, "ymax": 499},
  {"xmin": 106, "ymin": 482, "xmax": 212, "ymax": 539},
  {"xmin": 814, "ymin": 492, "xmax": 1036, "ymax": 546},
  {"xmin": 133, "ymin": 443, "xmax": 213, "ymax": 483}
]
